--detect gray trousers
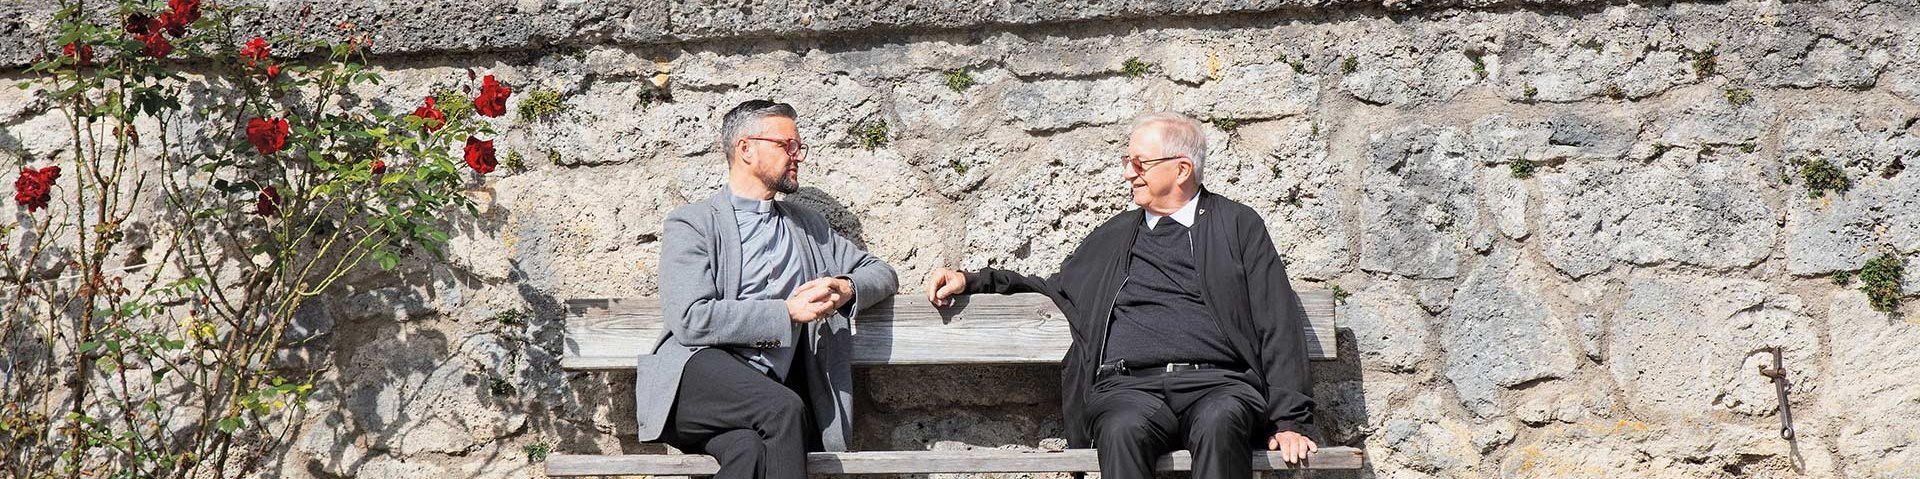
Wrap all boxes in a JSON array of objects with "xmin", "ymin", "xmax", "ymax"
[{"xmin": 656, "ymin": 349, "xmax": 816, "ymax": 479}]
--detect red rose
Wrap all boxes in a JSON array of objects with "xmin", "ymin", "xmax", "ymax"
[
  {"xmin": 463, "ymin": 137, "xmax": 496, "ymax": 174},
  {"xmin": 138, "ymin": 32, "xmax": 173, "ymax": 58},
  {"xmin": 370, "ymin": 159, "xmax": 387, "ymax": 175},
  {"xmin": 13, "ymin": 166, "xmax": 61, "ymax": 212},
  {"xmin": 162, "ymin": 0, "xmax": 200, "ymax": 35},
  {"xmin": 473, "ymin": 75, "xmax": 511, "ymax": 118},
  {"xmin": 246, "ymin": 117, "xmax": 289, "ymax": 155},
  {"xmin": 410, "ymin": 96, "xmax": 446, "ymax": 132},
  {"xmin": 63, "ymin": 42, "xmax": 93, "ymax": 66},
  {"xmin": 240, "ymin": 37, "xmax": 270, "ymax": 68},
  {"xmin": 254, "ymin": 186, "xmax": 280, "ymax": 218},
  {"xmin": 125, "ymin": 13, "xmax": 158, "ymax": 36}
]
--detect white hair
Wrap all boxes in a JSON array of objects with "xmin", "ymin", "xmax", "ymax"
[{"xmin": 1130, "ymin": 112, "xmax": 1206, "ymax": 184}]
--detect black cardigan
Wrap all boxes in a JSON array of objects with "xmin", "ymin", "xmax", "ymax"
[{"xmin": 963, "ymin": 190, "xmax": 1315, "ymax": 447}]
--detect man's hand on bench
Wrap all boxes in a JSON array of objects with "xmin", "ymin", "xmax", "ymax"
[
  {"xmin": 1267, "ymin": 430, "xmax": 1318, "ymax": 465},
  {"xmin": 787, "ymin": 278, "xmax": 846, "ymax": 323},
  {"xmin": 926, "ymin": 269, "xmax": 967, "ymax": 307}
]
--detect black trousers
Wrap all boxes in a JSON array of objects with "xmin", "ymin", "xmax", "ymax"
[
  {"xmin": 1087, "ymin": 368, "xmax": 1265, "ymax": 479},
  {"xmin": 657, "ymin": 349, "xmax": 815, "ymax": 479}
]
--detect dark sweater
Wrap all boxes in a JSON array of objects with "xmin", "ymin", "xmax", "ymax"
[{"xmin": 1104, "ymin": 219, "xmax": 1241, "ymax": 368}]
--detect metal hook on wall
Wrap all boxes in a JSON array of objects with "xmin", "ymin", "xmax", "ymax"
[{"xmin": 1743, "ymin": 346, "xmax": 1796, "ymax": 441}]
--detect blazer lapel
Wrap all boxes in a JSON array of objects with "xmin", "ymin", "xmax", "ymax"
[{"xmin": 708, "ymin": 191, "xmax": 743, "ymax": 301}]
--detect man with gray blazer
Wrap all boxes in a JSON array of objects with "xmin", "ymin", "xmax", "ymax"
[{"xmin": 638, "ymin": 100, "xmax": 898, "ymax": 479}]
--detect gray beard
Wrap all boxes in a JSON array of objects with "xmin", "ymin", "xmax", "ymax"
[{"xmin": 771, "ymin": 174, "xmax": 799, "ymax": 194}]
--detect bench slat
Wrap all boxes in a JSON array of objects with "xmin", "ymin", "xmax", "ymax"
[
  {"xmin": 545, "ymin": 447, "xmax": 1365, "ymax": 475},
  {"xmin": 563, "ymin": 290, "xmax": 1336, "ymax": 371}
]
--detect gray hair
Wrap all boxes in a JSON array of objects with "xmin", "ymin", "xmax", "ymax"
[
  {"xmin": 1130, "ymin": 112, "xmax": 1206, "ymax": 184},
  {"xmin": 720, "ymin": 100, "xmax": 799, "ymax": 163}
]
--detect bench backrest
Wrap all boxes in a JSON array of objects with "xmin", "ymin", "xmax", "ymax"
[{"xmin": 561, "ymin": 291, "xmax": 1337, "ymax": 371}]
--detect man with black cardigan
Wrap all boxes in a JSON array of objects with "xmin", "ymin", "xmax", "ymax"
[{"xmin": 925, "ymin": 112, "xmax": 1318, "ymax": 479}]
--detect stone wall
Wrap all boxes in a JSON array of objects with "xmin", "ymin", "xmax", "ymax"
[{"xmin": 4, "ymin": 0, "xmax": 1920, "ymax": 477}]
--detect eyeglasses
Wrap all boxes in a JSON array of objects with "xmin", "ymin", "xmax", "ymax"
[
  {"xmin": 745, "ymin": 136, "xmax": 809, "ymax": 160},
  {"xmin": 1120, "ymin": 154, "xmax": 1186, "ymax": 174}
]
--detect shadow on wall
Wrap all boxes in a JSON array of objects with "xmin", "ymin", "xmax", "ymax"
[
  {"xmin": 282, "ymin": 190, "xmax": 661, "ymax": 479},
  {"xmin": 1309, "ymin": 326, "xmax": 1379, "ymax": 479},
  {"xmin": 787, "ymin": 186, "xmax": 872, "ymax": 250}
]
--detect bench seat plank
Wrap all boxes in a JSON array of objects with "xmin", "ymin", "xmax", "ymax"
[
  {"xmin": 545, "ymin": 447, "xmax": 1365, "ymax": 475},
  {"xmin": 562, "ymin": 291, "xmax": 1336, "ymax": 371}
]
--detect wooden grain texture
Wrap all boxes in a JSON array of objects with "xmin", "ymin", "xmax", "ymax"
[
  {"xmin": 544, "ymin": 447, "xmax": 1366, "ymax": 475},
  {"xmin": 561, "ymin": 291, "xmax": 1339, "ymax": 370}
]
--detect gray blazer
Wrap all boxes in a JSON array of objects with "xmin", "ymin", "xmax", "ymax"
[{"xmin": 637, "ymin": 189, "xmax": 898, "ymax": 452}]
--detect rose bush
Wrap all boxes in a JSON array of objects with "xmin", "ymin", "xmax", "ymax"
[{"xmin": 1, "ymin": 1, "xmax": 523, "ymax": 476}]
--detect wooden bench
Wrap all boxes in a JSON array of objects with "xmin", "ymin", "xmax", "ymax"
[{"xmin": 550, "ymin": 291, "xmax": 1364, "ymax": 475}]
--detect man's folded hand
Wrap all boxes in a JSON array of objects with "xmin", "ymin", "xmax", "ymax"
[
  {"xmin": 925, "ymin": 269, "xmax": 966, "ymax": 307},
  {"xmin": 786, "ymin": 282, "xmax": 839, "ymax": 324}
]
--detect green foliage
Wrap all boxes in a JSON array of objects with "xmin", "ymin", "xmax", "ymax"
[
  {"xmin": 524, "ymin": 442, "xmax": 553, "ymax": 462},
  {"xmin": 1689, "ymin": 46, "xmax": 1719, "ymax": 78},
  {"xmin": 1523, "ymin": 83, "xmax": 1538, "ymax": 100},
  {"xmin": 848, "ymin": 120, "xmax": 889, "ymax": 150},
  {"xmin": 1206, "ymin": 116, "xmax": 1241, "ymax": 132},
  {"xmin": 491, "ymin": 309, "xmax": 528, "ymax": 325},
  {"xmin": 1278, "ymin": 54, "xmax": 1308, "ymax": 74},
  {"xmin": 1651, "ymin": 142, "xmax": 1673, "ymax": 158},
  {"xmin": 1468, "ymin": 52, "xmax": 1488, "ymax": 80},
  {"xmin": 505, "ymin": 150, "xmax": 526, "ymax": 172},
  {"xmin": 1341, "ymin": 56, "xmax": 1359, "ymax": 74},
  {"xmin": 488, "ymin": 377, "xmax": 516, "ymax": 397},
  {"xmin": 636, "ymin": 85, "xmax": 671, "ymax": 107},
  {"xmin": 1330, "ymin": 285, "xmax": 1352, "ymax": 305},
  {"xmin": 948, "ymin": 160, "xmax": 970, "ymax": 175},
  {"xmin": 1738, "ymin": 142, "xmax": 1758, "ymax": 154},
  {"xmin": 434, "ymin": 88, "xmax": 475, "ymax": 119},
  {"xmin": 1786, "ymin": 157, "xmax": 1851, "ymax": 199},
  {"xmin": 1859, "ymin": 253, "xmax": 1906, "ymax": 313},
  {"xmin": 1724, "ymin": 86, "xmax": 1753, "ymax": 106},
  {"xmin": 1509, "ymin": 159, "xmax": 1538, "ymax": 179},
  {"xmin": 516, "ymin": 89, "xmax": 566, "ymax": 122},
  {"xmin": 1122, "ymin": 57, "xmax": 1152, "ymax": 78},
  {"xmin": 943, "ymin": 69, "xmax": 976, "ymax": 93}
]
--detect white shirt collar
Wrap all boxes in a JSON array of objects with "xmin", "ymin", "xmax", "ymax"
[
  {"xmin": 722, "ymin": 185, "xmax": 775, "ymax": 214},
  {"xmin": 1143, "ymin": 191, "xmax": 1200, "ymax": 230}
]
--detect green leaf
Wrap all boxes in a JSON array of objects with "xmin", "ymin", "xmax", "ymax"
[{"xmin": 215, "ymin": 416, "xmax": 243, "ymax": 434}]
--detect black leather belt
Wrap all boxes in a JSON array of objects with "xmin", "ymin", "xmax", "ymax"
[
  {"xmin": 1098, "ymin": 360, "xmax": 1236, "ymax": 378},
  {"xmin": 1129, "ymin": 363, "xmax": 1227, "ymax": 377}
]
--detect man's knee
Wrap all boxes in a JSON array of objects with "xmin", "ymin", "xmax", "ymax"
[
  {"xmin": 704, "ymin": 430, "xmax": 765, "ymax": 462},
  {"xmin": 1185, "ymin": 402, "xmax": 1256, "ymax": 444},
  {"xmin": 752, "ymin": 389, "xmax": 808, "ymax": 432},
  {"xmin": 1096, "ymin": 410, "xmax": 1164, "ymax": 446}
]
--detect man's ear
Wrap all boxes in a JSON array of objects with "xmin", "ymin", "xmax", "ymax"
[{"xmin": 733, "ymin": 139, "xmax": 752, "ymax": 166}]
